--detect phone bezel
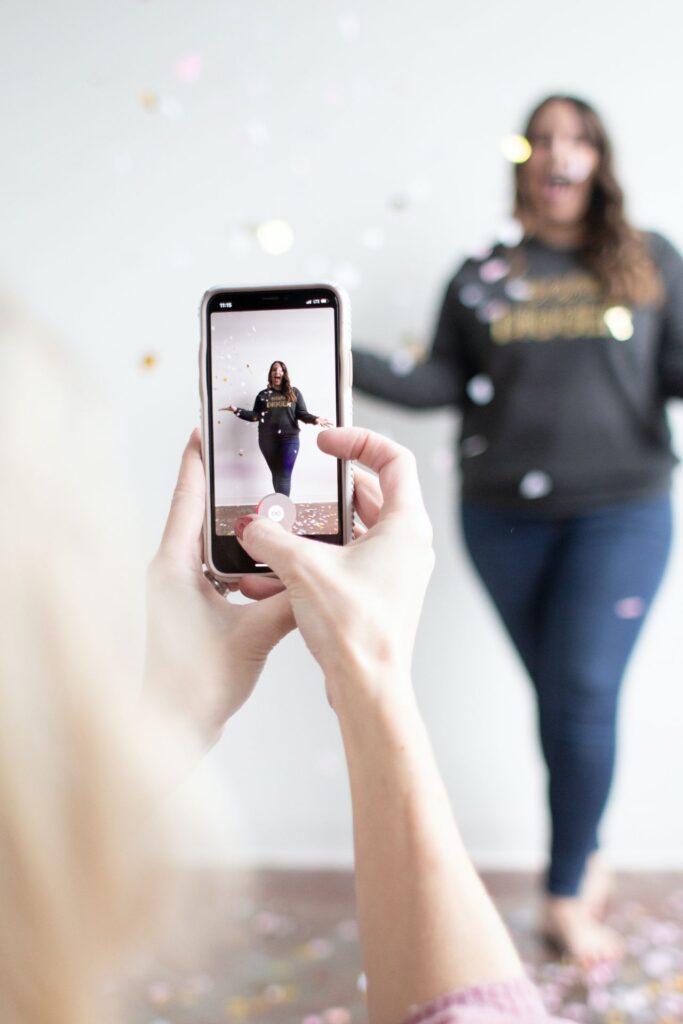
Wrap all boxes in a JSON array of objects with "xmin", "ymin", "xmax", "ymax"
[{"xmin": 199, "ymin": 283, "xmax": 353, "ymax": 579}]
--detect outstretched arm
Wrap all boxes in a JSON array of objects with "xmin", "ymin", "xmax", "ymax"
[
  {"xmin": 353, "ymin": 278, "xmax": 468, "ymax": 410},
  {"xmin": 653, "ymin": 233, "xmax": 683, "ymax": 398},
  {"xmin": 294, "ymin": 387, "xmax": 333, "ymax": 427},
  {"xmin": 238, "ymin": 430, "xmax": 530, "ymax": 1024}
]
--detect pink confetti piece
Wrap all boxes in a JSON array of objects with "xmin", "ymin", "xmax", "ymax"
[{"xmin": 175, "ymin": 52, "xmax": 203, "ymax": 82}]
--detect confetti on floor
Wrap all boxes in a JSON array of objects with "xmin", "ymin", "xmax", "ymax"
[
  {"xmin": 216, "ymin": 503, "xmax": 339, "ymax": 537},
  {"xmin": 124, "ymin": 871, "xmax": 683, "ymax": 1024}
]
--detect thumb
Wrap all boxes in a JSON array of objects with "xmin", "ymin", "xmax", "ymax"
[{"xmin": 237, "ymin": 516, "xmax": 310, "ymax": 584}]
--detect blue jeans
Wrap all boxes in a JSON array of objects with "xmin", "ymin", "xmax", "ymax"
[
  {"xmin": 258, "ymin": 433, "xmax": 300, "ymax": 497},
  {"xmin": 461, "ymin": 493, "xmax": 673, "ymax": 896}
]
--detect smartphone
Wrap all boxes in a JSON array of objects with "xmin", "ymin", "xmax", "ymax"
[{"xmin": 199, "ymin": 283, "xmax": 353, "ymax": 579}]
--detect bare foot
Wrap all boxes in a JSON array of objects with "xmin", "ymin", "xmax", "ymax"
[
  {"xmin": 543, "ymin": 897, "xmax": 624, "ymax": 969},
  {"xmin": 580, "ymin": 852, "xmax": 615, "ymax": 921}
]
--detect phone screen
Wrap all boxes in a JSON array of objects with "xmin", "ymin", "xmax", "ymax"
[{"xmin": 204, "ymin": 286, "xmax": 344, "ymax": 575}]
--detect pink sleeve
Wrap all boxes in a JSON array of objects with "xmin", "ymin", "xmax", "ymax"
[{"xmin": 402, "ymin": 977, "xmax": 571, "ymax": 1024}]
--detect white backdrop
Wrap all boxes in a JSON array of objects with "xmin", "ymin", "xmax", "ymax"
[{"xmin": 3, "ymin": 0, "xmax": 683, "ymax": 869}]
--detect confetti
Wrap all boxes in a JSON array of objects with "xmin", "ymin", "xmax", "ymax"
[
  {"xmin": 140, "ymin": 353, "xmax": 158, "ymax": 371},
  {"xmin": 324, "ymin": 1009, "xmax": 352, "ymax": 1024},
  {"xmin": 614, "ymin": 596, "xmax": 645, "ymax": 619},
  {"xmin": 256, "ymin": 219, "xmax": 294, "ymax": 255},
  {"xmin": 505, "ymin": 278, "xmax": 533, "ymax": 301},
  {"xmin": 466, "ymin": 374, "xmax": 495, "ymax": 405},
  {"xmin": 389, "ymin": 350, "xmax": 416, "ymax": 376},
  {"xmin": 140, "ymin": 90, "xmax": 159, "ymax": 112},
  {"xmin": 497, "ymin": 217, "xmax": 525, "ymax": 247},
  {"xmin": 519, "ymin": 470, "xmax": 553, "ymax": 499},
  {"xmin": 477, "ymin": 299, "xmax": 509, "ymax": 324},
  {"xmin": 174, "ymin": 52, "xmax": 203, "ymax": 83},
  {"xmin": 461, "ymin": 435, "xmax": 488, "ymax": 458},
  {"xmin": 604, "ymin": 306, "xmax": 634, "ymax": 341},
  {"xmin": 479, "ymin": 257, "xmax": 510, "ymax": 283},
  {"xmin": 146, "ymin": 981, "xmax": 172, "ymax": 1006},
  {"xmin": 501, "ymin": 133, "xmax": 532, "ymax": 163},
  {"xmin": 460, "ymin": 283, "xmax": 485, "ymax": 308}
]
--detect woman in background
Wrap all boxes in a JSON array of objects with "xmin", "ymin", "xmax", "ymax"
[
  {"xmin": 220, "ymin": 359, "xmax": 332, "ymax": 497},
  {"xmin": 353, "ymin": 94, "xmax": 683, "ymax": 963}
]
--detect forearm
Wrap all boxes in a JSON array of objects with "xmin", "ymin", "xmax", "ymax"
[
  {"xmin": 353, "ymin": 350, "xmax": 459, "ymax": 409},
  {"xmin": 334, "ymin": 673, "xmax": 522, "ymax": 1024}
]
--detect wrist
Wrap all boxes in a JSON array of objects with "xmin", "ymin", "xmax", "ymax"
[{"xmin": 328, "ymin": 658, "xmax": 421, "ymax": 739}]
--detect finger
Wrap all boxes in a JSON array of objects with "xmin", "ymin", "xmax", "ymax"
[
  {"xmin": 244, "ymin": 589, "xmax": 296, "ymax": 643},
  {"xmin": 238, "ymin": 517, "xmax": 315, "ymax": 586},
  {"xmin": 353, "ymin": 467, "xmax": 383, "ymax": 529},
  {"xmin": 159, "ymin": 429, "xmax": 206, "ymax": 560},
  {"xmin": 239, "ymin": 576, "xmax": 286, "ymax": 600},
  {"xmin": 318, "ymin": 427, "xmax": 424, "ymax": 517}
]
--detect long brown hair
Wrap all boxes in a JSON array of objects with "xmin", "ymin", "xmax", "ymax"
[
  {"xmin": 514, "ymin": 94, "xmax": 663, "ymax": 305},
  {"xmin": 268, "ymin": 360, "xmax": 296, "ymax": 402}
]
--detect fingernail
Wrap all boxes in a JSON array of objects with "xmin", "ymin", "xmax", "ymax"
[{"xmin": 234, "ymin": 514, "xmax": 257, "ymax": 541}]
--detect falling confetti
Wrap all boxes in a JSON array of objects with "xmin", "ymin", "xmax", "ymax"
[
  {"xmin": 497, "ymin": 216, "xmax": 525, "ymax": 247},
  {"xmin": 604, "ymin": 306, "xmax": 634, "ymax": 341},
  {"xmin": 174, "ymin": 51, "xmax": 203, "ymax": 83},
  {"xmin": 324, "ymin": 1008, "xmax": 352, "ymax": 1024},
  {"xmin": 140, "ymin": 353, "xmax": 158, "ymax": 371},
  {"xmin": 505, "ymin": 278, "xmax": 533, "ymax": 301},
  {"xmin": 460, "ymin": 283, "xmax": 485, "ymax": 308},
  {"xmin": 519, "ymin": 470, "xmax": 553, "ymax": 499},
  {"xmin": 461, "ymin": 435, "xmax": 488, "ymax": 458},
  {"xmin": 614, "ymin": 596, "xmax": 646, "ymax": 619},
  {"xmin": 389, "ymin": 350, "xmax": 416, "ymax": 376},
  {"xmin": 501, "ymin": 133, "xmax": 532, "ymax": 163},
  {"xmin": 480, "ymin": 257, "xmax": 510, "ymax": 283},
  {"xmin": 256, "ymin": 219, "xmax": 294, "ymax": 255},
  {"xmin": 466, "ymin": 374, "xmax": 495, "ymax": 405},
  {"xmin": 140, "ymin": 90, "xmax": 159, "ymax": 112},
  {"xmin": 477, "ymin": 299, "xmax": 509, "ymax": 324}
]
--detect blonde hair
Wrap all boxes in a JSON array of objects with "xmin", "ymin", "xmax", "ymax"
[{"xmin": 0, "ymin": 294, "xmax": 195, "ymax": 1024}]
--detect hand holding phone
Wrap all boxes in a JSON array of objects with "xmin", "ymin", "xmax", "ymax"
[
  {"xmin": 237, "ymin": 427, "xmax": 435, "ymax": 714},
  {"xmin": 199, "ymin": 284, "xmax": 353, "ymax": 579},
  {"xmin": 146, "ymin": 430, "xmax": 296, "ymax": 745}
]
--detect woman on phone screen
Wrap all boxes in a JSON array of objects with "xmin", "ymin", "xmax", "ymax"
[
  {"xmin": 221, "ymin": 360, "xmax": 332, "ymax": 497},
  {"xmin": 352, "ymin": 94, "xmax": 683, "ymax": 963}
]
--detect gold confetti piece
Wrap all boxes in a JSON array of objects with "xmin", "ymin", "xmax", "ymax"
[
  {"xmin": 140, "ymin": 91, "xmax": 159, "ymax": 112},
  {"xmin": 501, "ymin": 133, "xmax": 532, "ymax": 163},
  {"xmin": 226, "ymin": 996, "xmax": 251, "ymax": 1018},
  {"xmin": 140, "ymin": 353, "xmax": 158, "ymax": 370}
]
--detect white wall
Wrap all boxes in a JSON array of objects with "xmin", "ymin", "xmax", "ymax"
[{"xmin": 3, "ymin": 0, "xmax": 683, "ymax": 869}]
